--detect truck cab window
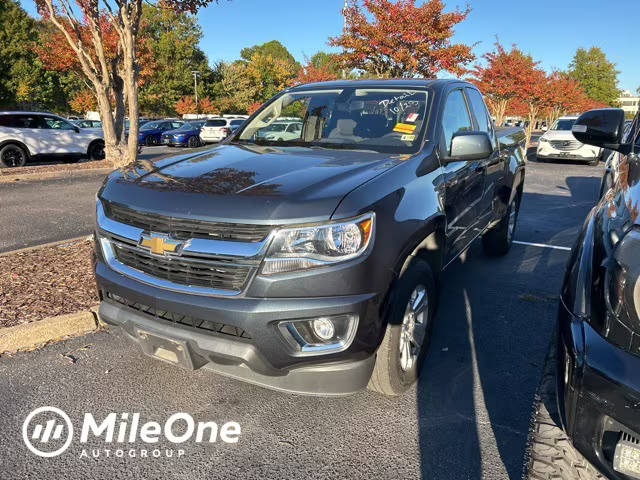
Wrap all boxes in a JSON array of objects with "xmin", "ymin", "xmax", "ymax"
[
  {"xmin": 466, "ymin": 87, "xmax": 496, "ymax": 149},
  {"xmin": 441, "ymin": 89, "xmax": 472, "ymax": 153}
]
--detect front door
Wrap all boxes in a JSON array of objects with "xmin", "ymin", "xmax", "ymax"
[
  {"xmin": 439, "ymin": 88, "xmax": 487, "ymax": 263},
  {"xmin": 465, "ymin": 87, "xmax": 503, "ymax": 229}
]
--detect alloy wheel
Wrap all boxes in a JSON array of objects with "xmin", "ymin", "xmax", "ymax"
[{"xmin": 399, "ymin": 285, "xmax": 429, "ymax": 372}]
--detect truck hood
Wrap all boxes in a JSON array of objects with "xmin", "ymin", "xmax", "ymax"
[{"xmin": 99, "ymin": 143, "xmax": 407, "ymax": 224}]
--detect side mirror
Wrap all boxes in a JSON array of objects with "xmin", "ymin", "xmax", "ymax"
[
  {"xmin": 572, "ymin": 109, "xmax": 630, "ymax": 154},
  {"xmin": 444, "ymin": 131, "xmax": 493, "ymax": 163}
]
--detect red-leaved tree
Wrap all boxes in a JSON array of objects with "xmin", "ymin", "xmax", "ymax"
[
  {"xmin": 35, "ymin": 0, "xmax": 219, "ymax": 167},
  {"xmin": 290, "ymin": 61, "xmax": 339, "ymax": 86},
  {"xmin": 329, "ymin": 0, "xmax": 475, "ymax": 78},
  {"xmin": 69, "ymin": 89, "xmax": 98, "ymax": 113},
  {"xmin": 470, "ymin": 42, "xmax": 530, "ymax": 126},
  {"xmin": 174, "ymin": 96, "xmax": 196, "ymax": 115}
]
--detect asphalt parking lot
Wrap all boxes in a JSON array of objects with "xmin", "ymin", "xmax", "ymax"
[
  {"xmin": 0, "ymin": 158, "xmax": 604, "ymax": 479},
  {"xmin": 0, "ymin": 145, "xmax": 211, "ymax": 253}
]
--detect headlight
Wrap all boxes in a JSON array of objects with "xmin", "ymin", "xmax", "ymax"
[
  {"xmin": 539, "ymin": 137, "xmax": 548, "ymax": 143},
  {"xmin": 261, "ymin": 213, "xmax": 374, "ymax": 275}
]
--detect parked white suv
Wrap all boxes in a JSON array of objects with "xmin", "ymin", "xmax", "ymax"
[
  {"xmin": 200, "ymin": 117, "xmax": 246, "ymax": 143},
  {"xmin": 536, "ymin": 116, "xmax": 602, "ymax": 165},
  {"xmin": 0, "ymin": 112, "xmax": 105, "ymax": 167}
]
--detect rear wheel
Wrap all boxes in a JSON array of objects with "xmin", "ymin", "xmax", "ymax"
[
  {"xmin": 368, "ymin": 259, "xmax": 436, "ymax": 396},
  {"xmin": 482, "ymin": 192, "xmax": 521, "ymax": 256},
  {"xmin": 145, "ymin": 135, "xmax": 156, "ymax": 146},
  {"xmin": 0, "ymin": 143, "xmax": 27, "ymax": 168},
  {"xmin": 88, "ymin": 141, "xmax": 105, "ymax": 161}
]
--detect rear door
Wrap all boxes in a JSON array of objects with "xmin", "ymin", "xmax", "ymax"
[
  {"xmin": 465, "ymin": 87, "xmax": 502, "ymax": 228},
  {"xmin": 41, "ymin": 115, "xmax": 82, "ymax": 153},
  {"xmin": 439, "ymin": 87, "xmax": 487, "ymax": 262}
]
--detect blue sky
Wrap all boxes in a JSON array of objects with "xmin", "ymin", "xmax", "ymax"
[{"xmin": 22, "ymin": 0, "xmax": 638, "ymax": 92}]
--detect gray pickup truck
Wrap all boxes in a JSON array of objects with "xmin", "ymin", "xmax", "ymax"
[{"xmin": 94, "ymin": 79, "xmax": 526, "ymax": 396}]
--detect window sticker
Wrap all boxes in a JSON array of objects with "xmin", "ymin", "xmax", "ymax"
[
  {"xmin": 405, "ymin": 113, "xmax": 419, "ymax": 123},
  {"xmin": 393, "ymin": 123, "xmax": 416, "ymax": 134},
  {"xmin": 401, "ymin": 134, "xmax": 415, "ymax": 141}
]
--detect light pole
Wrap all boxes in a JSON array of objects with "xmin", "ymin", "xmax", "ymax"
[
  {"xmin": 342, "ymin": 0, "xmax": 347, "ymax": 79},
  {"xmin": 191, "ymin": 70, "xmax": 200, "ymax": 111}
]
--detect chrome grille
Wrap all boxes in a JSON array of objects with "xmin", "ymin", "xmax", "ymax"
[
  {"xmin": 104, "ymin": 202, "xmax": 272, "ymax": 242},
  {"xmin": 111, "ymin": 240, "xmax": 253, "ymax": 292},
  {"xmin": 106, "ymin": 292, "xmax": 251, "ymax": 339},
  {"xmin": 550, "ymin": 139, "xmax": 582, "ymax": 151}
]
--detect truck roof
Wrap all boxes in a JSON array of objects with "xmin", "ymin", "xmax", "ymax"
[{"xmin": 288, "ymin": 78, "xmax": 465, "ymax": 91}]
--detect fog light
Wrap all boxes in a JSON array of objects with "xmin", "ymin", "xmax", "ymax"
[
  {"xmin": 278, "ymin": 314, "xmax": 358, "ymax": 355},
  {"xmin": 312, "ymin": 318, "xmax": 335, "ymax": 340},
  {"xmin": 614, "ymin": 433, "xmax": 640, "ymax": 479}
]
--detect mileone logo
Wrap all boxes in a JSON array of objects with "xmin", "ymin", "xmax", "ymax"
[{"xmin": 23, "ymin": 406, "xmax": 241, "ymax": 458}]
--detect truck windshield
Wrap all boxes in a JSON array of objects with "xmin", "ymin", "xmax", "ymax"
[
  {"xmin": 235, "ymin": 87, "xmax": 429, "ymax": 153},
  {"xmin": 551, "ymin": 119, "xmax": 576, "ymax": 131}
]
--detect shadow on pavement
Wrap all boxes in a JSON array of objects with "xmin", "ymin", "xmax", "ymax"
[{"xmin": 416, "ymin": 175, "xmax": 601, "ymax": 479}]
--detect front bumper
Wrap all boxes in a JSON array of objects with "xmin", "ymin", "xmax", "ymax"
[
  {"xmin": 95, "ymin": 259, "xmax": 379, "ymax": 395},
  {"xmin": 161, "ymin": 137, "xmax": 188, "ymax": 146},
  {"xmin": 537, "ymin": 144, "xmax": 600, "ymax": 162},
  {"xmin": 557, "ymin": 299, "xmax": 640, "ymax": 479}
]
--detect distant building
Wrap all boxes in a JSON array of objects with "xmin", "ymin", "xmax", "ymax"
[{"xmin": 618, "ymin": 90, "xmax": 640, "ymax": 115}]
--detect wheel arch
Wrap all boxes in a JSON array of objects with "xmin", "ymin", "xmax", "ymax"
[
  {"xmin": 0, "ymin": 139, "xmax": 31, "ymax": 159},
  {"xmin": 87, "ymin": 138, "xmax": 105, "ymax": 156},
  {"xmin": 376, "ymin": 214, "xmax": 446, "ymax": 343}
]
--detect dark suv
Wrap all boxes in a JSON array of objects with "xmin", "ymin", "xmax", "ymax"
[
  {"xmin": 94, "ymin": 79, "xmax": 525, "ymax": 396},
  {"xmin": 544, "ymin": 109, "xmax": 640, "ymax": 479}
]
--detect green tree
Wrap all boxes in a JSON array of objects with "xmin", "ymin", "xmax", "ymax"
[
  {"xmin": 240, "ymin": 40, "xmax": 298, "ymax": 67},
  {"xmin": 309, "ymin": 51, "xmax": 342, "ymax": 76},
  {"xmin": 139, "ymin": 5, "xmax": 212, "ymax": 117},
  {"xmin": 568, "ymin": 47, "xmax": 620, "ymax": 106},
  {"xmin": 213, "ymin": 61, "xmax": 257, "ymax": 113},
  {"xmin": 0, "ymin": 1, "xmax": 79, "ymax": 112}
]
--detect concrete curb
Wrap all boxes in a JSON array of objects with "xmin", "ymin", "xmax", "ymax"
[
  {"xmin": 0, "ymin": 167, "xmax": 112, "ymax": 183},
  {"xmin": 0, "ymin": 235, "xmax": 92, "ymax": 257},
  {"xmin": 0, "ymin": 307, "xmax": 102, "ymax": 354}
]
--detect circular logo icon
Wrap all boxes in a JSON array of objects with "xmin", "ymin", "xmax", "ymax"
[{"xmin": 22, "ymin": 406, "xmax": 73, "ymax": 457}]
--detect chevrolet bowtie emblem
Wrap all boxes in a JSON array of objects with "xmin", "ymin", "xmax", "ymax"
[{"xmin": 139, "ymin": 233, "xmax": 182, "ymax": 255}]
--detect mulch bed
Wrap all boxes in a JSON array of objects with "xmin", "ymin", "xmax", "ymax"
[
  {"xmin": 0, "ymin": 160, "xmax": 113, "ymax": 176},
  {"xmin": 0, "ymin": 239, "xmax": 99, "ymax": 328}
]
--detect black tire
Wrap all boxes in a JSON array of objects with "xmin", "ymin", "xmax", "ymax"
[
  {"xmin": 523, "ymin": 333, "xmax": 603, "ymax": 480},
  {"xmin": 0, "ymin": 143, "xmax": 27, "ymax": 168},
  {"xmin": 368, "ymin": 258, "xmax": 436, "ymax": 396},
  {"xmin": 88, "ymin": 141, "xmax": 105, "ymax": 161},
  {"xmin": 145, "ymin": 135, "xmax": 156, "ymax": 146},
  {"xmin": 482, "ymin": 192, "xmax": 521, "ymax": 256},
  {"xmin": 187, "ymin": 136, "xmax": 199, "ymax": 148}
]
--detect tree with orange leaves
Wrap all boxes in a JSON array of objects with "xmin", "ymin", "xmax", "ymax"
[
  {"xmin": 174, "ymin": 96, "xmax": 196, "ymax": 115},
  {"xmin": 34, "ymin": 0, "xmax": 220, "ymax": 167},
  {"xmin": 470, "ymin": 42, "xmax": 533, "ymax": 126},
  {"xmin": 329, "ymin": 0, "xmax": 475, "ymax": 78},
  {"xmin": 69, "ymin": 89, "xmax": 97, "ymax": 113},
  {"xmin": 290, "ymin": 61, "xmax": 339, "ymax": 86}
]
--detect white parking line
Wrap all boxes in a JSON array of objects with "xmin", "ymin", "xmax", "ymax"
[{"xmin": 513, "ymin": 240, "xmax": 572, "ymax": 252}]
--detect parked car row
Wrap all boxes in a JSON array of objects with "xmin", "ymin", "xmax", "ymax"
[{"xmin": 0, "ymin": 111, "xmax": 105, "ymax": 167}]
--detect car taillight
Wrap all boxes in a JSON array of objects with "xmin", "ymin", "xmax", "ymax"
[
  {"xmin": 604, "ymin": 227, "xmax": 640, "ymax": 354},
  {"xmin": 222, "ymin": 128, "xmax": 230, "ymax": 135}
]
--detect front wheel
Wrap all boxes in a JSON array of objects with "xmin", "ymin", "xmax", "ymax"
[
  {"xmin": 0, "ymin": 144, "xmax": 27, "ymax": 168},
  {"xmin": 187, "ymin": 136, "xmax": 199, "ymax": 148},
  {"xmin": 368, "ymin": 259, "xmax": 436, "ymax": 396},
  {"xmin": 482, "ymin": 192, "xmax": 521, "ymax": 256}
]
